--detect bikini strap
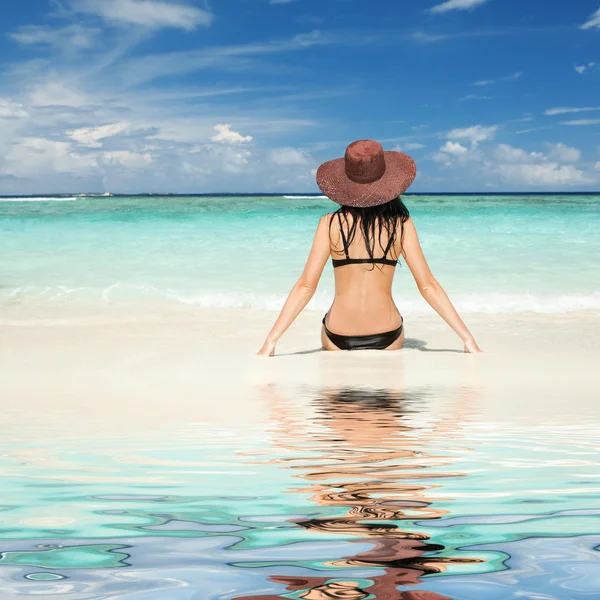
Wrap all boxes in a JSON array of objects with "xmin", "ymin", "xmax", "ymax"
[{"xmin": 337, "ymin": 212, "xmax": 350, "ymax": 259}]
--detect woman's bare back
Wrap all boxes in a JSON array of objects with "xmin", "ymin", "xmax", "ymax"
[{"xmin": 324, "ymin": 212, "xmax": 404, "ymax": 339}]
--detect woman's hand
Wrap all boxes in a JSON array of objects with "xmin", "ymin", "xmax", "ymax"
[
  {"xmin": 463, "ymin": 337, "xmax": 483, "ymax": 354},
  {"xmin": 257, "ymin": 339, "xmax": 276, "ymax": 357}
]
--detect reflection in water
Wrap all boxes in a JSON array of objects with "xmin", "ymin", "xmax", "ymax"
[
  {"xmin": 3, "ymin": 380, "xmax": 600, "ymax": 598},
  {"xmin": 236, "ymin": 385, "xmax": 483, "ymax": 599}
]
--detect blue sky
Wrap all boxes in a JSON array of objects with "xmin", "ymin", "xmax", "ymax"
[{"xmin": 1, "ymin": 0, "xmax": 599, "ymax": 194}]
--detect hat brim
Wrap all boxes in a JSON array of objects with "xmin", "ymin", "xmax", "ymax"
[{"xmin": 316, "ymin": 151, "xmax": 417, "ymax": 208}]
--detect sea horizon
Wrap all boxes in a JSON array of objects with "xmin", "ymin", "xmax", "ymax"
[{"xmin": 2, "ymin": 190, "xmax": 600, "ymax": 199}]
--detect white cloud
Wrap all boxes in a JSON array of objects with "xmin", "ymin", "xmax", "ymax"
[
  {"xmin": 76, "ymin": 0, "xmax": 213, "ymax": 30},
  {"xmin": 575, "ymin": 62, "xmax": 597, "ymax": 74},
  {"xmin": 432, "ymin": 126, "xmax": 500, "ymax": 168},
  {"xmin": 292, "ymin": 30, "xmax": 326, "ymax": 47},
  {"xmin": 401, "ymin": 143, "xmax": 426, "ymax": 151},
  {"xmin": 473, "ymin": 71, "xmax": 522, "ymax": 86},
  {"xmin": 506, "ymin": 71, "xmax": 523, "ymax": 81},
  {"xmin": 545, "ymin": 106, "xmax": 600, "ymax": 116},
  {"xmin": 410, "ymin": 31, "xmax": 449, "ymax": 43},
  {"xmin": 68, "ymin": 123, "xmax": 133, "ymax": 148},
  {"xmin": 494, "ymin": 144, "xmax": 545, "ymax": 163},
  {"xmin": 594, "ymin": 161, "xmax": 600, "ymax": 171},
  {"xmin": 433, "ymin": 141, "xmax": 480, "ymax": 167},
  {"xmin": 211, "ymin": 124, "xmax": 253, "ymax": 144},
  {"xmin": 447, "ymin": 124, "xmax": 497, "ymax": 145},
  {"xmin": 441, "ymin": 141, "xmax": 469, "ymax": 155},
  {"xmin": 512, "ymin": 115, "xmax": 534, "ymax": 123},
  {"xmin": 103, "ymin": 150, "xmax": 153, "ymax": 167},
  {"xmin": 432, "ymin": 152, "xmax": 451, "ymax": 165},
  {"xmin": 460, "ymin": 94, "xmax": 492, "ymax": 101},
  {"xmin": 515, "ymin": 126, "xmax": 552, "ymax": 135},
  {"xmin": 560, "ymin": 119, "xmax": 600, "ymax": 126},
  {"xmin": 495, "ymin": 163, "xmax": 593, "ymax": 186},
  {"xmin": 27, "ymin": 81, "xmax": 90, "ymax": 108},
  {"xmin": 10, "ymin": 25, "xmax": 97, "ymax": 49},
  {"xmin": 0, "ymin": 98, "xmax": 28, "ymax": 118},
  {"xmin": 207, "ymin": 145, "xmax": 253, "ymax": 174},
  {"xmin": 268, "ymin": 147, "xmax": 309, "ymax": 166},
  {"xmin": 108, "ymin": 32, "xmax": 335, "ymax": 88},
  {"xmin": 431, "ymin": 139, "xmax": 596, "ymax": 188},
  {"xmin": 581, "ymin": 7, "xmax": 600, "ymax": 30},
  {"xmin": 429, "ymin": 0, "xmax": 489, "ymax": 14},
  {"xmin": 1, "ymin": 138, "xmax": 97, "ymax": 179},
  {"xmin": 546, "ymin": 142, "xmax": 581, "ymax": 163}
]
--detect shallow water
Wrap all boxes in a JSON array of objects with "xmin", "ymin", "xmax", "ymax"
[
  {"xmin": 2, "ymin": 194, "xmax": 600, "ymax": 314},
  {"xmin": 2, "ymin": 384, "xmax": 599, "ymax": 599}
]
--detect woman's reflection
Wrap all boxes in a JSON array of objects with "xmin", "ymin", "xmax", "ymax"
[{"xmin": 235, "ymin": 385, "xmax": 482, "ymax": 599}]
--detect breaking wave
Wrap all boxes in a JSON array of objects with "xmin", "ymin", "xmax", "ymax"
[
  {"xmin": 0, "ymin": 197, "xmax": 79, "ymax": 202},
  {"xmin": 3, "ymin": 285, "xmax": 600, "ymax": 315}
]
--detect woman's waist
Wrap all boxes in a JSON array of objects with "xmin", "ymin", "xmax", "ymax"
[
  {"xmin": 331, "ymin": 289, "xmax": 397, "ymax": 308},
  {"xmin": 326, "ymin": 298, "xmax": 402, "ymax": 335}
]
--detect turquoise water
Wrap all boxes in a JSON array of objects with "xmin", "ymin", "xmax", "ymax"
[
  {"xmin": 1, "ymin": 385, "xmax": 599, "ymax": 598},
  {"xmin": 2, "ymin": 194, "xmax": 600, "ymax": 313}
]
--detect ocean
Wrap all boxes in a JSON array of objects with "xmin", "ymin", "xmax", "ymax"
[{"xmin": 2, "ymin": 193, "xmax": 600, "ymax": 314}]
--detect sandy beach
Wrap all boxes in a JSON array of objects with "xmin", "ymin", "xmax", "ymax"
[{"xmin": 2, "ymin": 306, "xmax": 599, "ymax": 429}]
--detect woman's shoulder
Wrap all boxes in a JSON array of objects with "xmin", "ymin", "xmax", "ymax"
[
  {"xmin": 319, "ymin": 212, "xmax": 336, "ymax": 224},
  {"xmin": 316, "ymin": 213, "xmax": 339, "ymax": 240}
]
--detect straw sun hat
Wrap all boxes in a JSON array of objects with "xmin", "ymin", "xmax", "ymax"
[{"xmin": 316, "ymin": 139, "xmax": 417, "ymax": 208}]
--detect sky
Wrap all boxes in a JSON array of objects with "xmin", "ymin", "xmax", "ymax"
[{"xmin": 1, "ymin": 0, "xmax": 600, "ymax": 194}]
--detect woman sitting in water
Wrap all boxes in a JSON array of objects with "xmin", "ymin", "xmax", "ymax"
[{"xmin": 258, "ymin": 140, "xmax": 482, "ymax": 356}]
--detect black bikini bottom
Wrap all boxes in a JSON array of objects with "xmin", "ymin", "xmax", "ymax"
[{"xmin": 322, "ymin": 313, "xmax": 404, "ymax": 351}]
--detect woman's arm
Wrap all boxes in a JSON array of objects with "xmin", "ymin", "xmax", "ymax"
[
  {"xmin": 257, "ymin": 215, "xmax": 332, "ymax": 356},
  {"xmin": 402, "ymin": 218, "xmax": 482, "ymax": 353}
]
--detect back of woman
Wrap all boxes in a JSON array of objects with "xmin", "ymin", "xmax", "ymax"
[
  {"xmin": 257, "ymin": 139, "xmax": 482, "ymax": 356},
  {"xmin": 326, "ymin": 200, "xmax": 408, "ymax": 337}
]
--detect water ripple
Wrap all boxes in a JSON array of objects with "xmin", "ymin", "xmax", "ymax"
[{"xmin": 1, "ymin": 385, "xmax": 599, "ymax": 598}]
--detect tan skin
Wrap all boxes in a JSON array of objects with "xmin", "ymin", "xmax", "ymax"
[{"xmin": 258, "ymin": 212, "xmax": 482, "ymax": 356}]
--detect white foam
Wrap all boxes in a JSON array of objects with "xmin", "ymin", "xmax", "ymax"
[
  {"xmin": 173, "ymin": 291, "xmax": 600, "ymax": 314},
  {"xmin": 0, "ymin": 197, "xmax": 79, "ymax": 202},
  {"xmin": 4, "ymin": 286, "xmax": 600, "ymax": 315},
  {"xmin": 443, "ymin": 292, "xmax": 600, "ymax": 315}
]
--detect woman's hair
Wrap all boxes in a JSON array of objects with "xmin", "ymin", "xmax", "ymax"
[{"xmin": 329, "ymin": 196, "xmax": 410, "ymax": 263}]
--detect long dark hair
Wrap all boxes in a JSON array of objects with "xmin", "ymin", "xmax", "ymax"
[{"xmin": 329, "ymin": 196, "xmax": 410, "ymax": 263}]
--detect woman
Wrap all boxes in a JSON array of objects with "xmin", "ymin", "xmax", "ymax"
[{"xmin": 258, "ymin": 140, "xmax": 482, "ymax": 356}]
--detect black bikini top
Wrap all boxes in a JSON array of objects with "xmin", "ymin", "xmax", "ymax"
[{"xmin": 332, "ymin": 213, "xmax": 398, "ymax": 269}]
